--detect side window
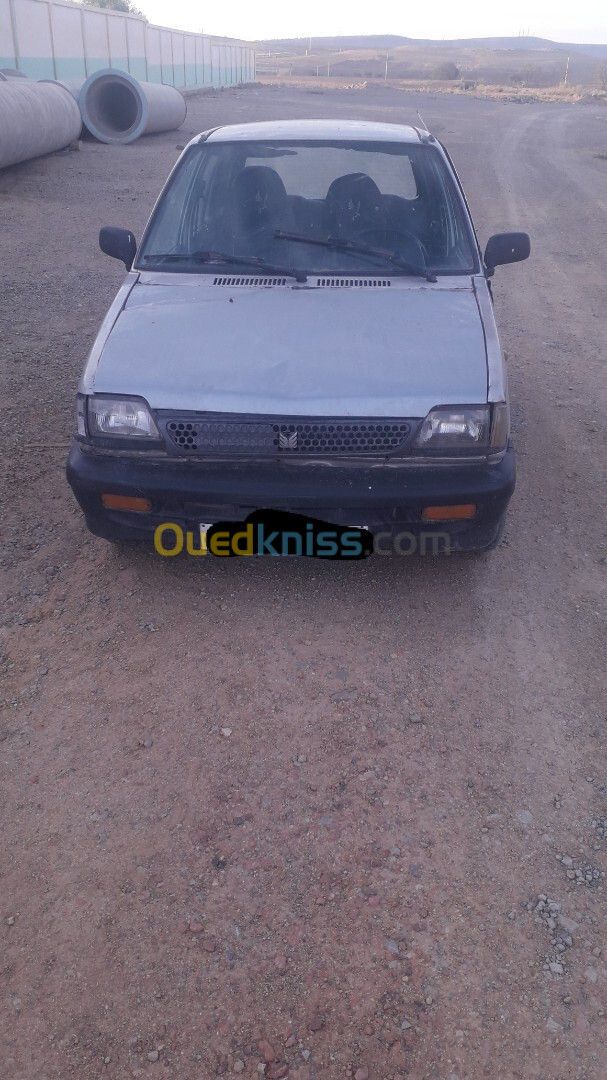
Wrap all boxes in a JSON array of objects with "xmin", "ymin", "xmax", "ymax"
[
  {"xmin": 191, "ymin": 157, "xmax": 222, "ymax": 234},
  {"xmin": 415, "ymin": 151, "xmax": 475, "ymax": 268},
  {"xmin": 243, "ymin": 152, "xmax": 309, "ymax": 195},
  {"xmin": 183, "ymin": 152, "xmax": 243, "ymax": 249},
  {"xmin": 242, "ymin": 148, "xmax": 418, "ymax": 200},
  {"xmin": 352, "ymin": 151, "xmax": 417, "ymax": 199},
  {"xmin": 192, "ymin": 187, "xmax": 208, "ymax": 235},
  {"xmin": 143, "ymin": 151, "xmax": 206, "ymax": 254}
]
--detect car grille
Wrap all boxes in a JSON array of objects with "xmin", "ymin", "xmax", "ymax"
[{"xmin": 160, "ymin": 416, "xmax": 413, "ymax": 457}]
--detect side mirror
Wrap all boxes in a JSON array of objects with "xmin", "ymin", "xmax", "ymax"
[
  {"xmin": 484, "ymin": 232, "xmax": 530, "ymax": 275},
  {"xmin": 99, "ymin": 226, "xmax": 137, "ymax": 270}
]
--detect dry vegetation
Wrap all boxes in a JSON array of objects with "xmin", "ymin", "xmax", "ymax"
[
  {"xmin": 256, "ymin": 73, "xmax": 607, "ymax": 105},
  {"xmin": 255, "ymin": 40, "xmax": 607, "ymax": 104}
]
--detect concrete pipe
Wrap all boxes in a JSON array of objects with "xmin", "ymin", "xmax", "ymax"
[
  {"xmin": 79, "ymin": 69, "xmax": 186, "ymax": 145},
  {"xmin": 0, "ymin": 80, "xmax": 81, "ymax": 170},
  {"xmin": 38, "ymin": 79, "xmax": 86, "ymax": 136},
  {"xmin": 39, "ymin": 78, "xmax": 85, "ymax": 103}
]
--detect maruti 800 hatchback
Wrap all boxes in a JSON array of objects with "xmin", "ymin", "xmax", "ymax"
[{"xmin": 67, "ymin": 119, "xmax": 530, "ymax": 554}]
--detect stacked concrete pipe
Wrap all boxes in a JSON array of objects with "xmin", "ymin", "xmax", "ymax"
[
  {"xmin": 39, "ymin": 78, "xmax": 84, "ymax": 103},
  {"xmin": 0, "ymin": 79, "xmax": 81, "ymax": 169},
  {"xmin": 0, "ymin": 68, "xmax": 186, "ymax": 169},
  {"xmin": 38, "ymin": 79, "xmax": 86, "ymax": 137},
  {"xmin": 78, "ymin": 69, "xmax": 186, "ymax": 145}
]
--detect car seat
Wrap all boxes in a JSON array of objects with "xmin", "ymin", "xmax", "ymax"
[
  {"xmin": 228, "ymin": 166, "xmax": 292, "ymax": 248},
  {"xmin": 325, "ymin": 173, "xmax": 386, "ymax": 239}
]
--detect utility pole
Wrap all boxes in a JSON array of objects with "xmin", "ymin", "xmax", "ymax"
[
  {"xmin": 327, "ymin": 60, "xmax": 330, "ymax": 77},
  {"xmin": 384, "ymin": 51, "xmax": 389, "ymax": 80},
  {"xmin": 564, "ymin": 55, "xmax": 570, "ymax": 85}
]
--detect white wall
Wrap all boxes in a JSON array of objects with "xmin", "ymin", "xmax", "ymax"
[{"xmin": 0, "ymin": 0, "xmax": 255, "ymax": 87}]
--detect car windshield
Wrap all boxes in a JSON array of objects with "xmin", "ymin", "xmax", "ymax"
[{"xmin": 137, "ymin": 139, "xmax": 479, "ymax": 276}]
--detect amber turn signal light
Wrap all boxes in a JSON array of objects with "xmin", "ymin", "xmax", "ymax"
[
  {"xmin": 422, "ymin": 504, "xmax": 477, "ymax": 521},
  {"xmin": 101, "ymin": 493, "xmax": 152, "ymax": 513}
]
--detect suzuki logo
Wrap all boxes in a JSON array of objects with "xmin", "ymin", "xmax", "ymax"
[{"xmin": 278, "ymin": 429, "xmax": 298, "ymax": 449}]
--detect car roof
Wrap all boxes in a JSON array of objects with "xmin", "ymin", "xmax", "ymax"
[{"xmin": 200, "ymin": 119, "xmax": 426, "ymax": 144}]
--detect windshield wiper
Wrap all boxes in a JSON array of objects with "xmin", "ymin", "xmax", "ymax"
[
  {"xmin": 141, "ymin": 249, "xmax": 307, "ymax": 283},
  {"xmin": 274, "ymin": 231, "xmax": 437, "ymax": 282}
]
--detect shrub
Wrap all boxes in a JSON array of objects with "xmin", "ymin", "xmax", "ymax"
[{"xmin": 432, "ymin": 61, "xmax": 460, "ymax": 81}]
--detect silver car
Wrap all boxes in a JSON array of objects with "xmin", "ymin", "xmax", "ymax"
[{"xmin": 67, "ymin": 119, "xmax": 529, "ymax": 554}]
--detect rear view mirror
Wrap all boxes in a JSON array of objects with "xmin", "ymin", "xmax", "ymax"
[
  {"xmin": 484, "ymin": 232, "xmax": 530, "ymax": 275},
  {"xmin": 99, "ymin": 226, "xmax": 137, "ymax": 270}
]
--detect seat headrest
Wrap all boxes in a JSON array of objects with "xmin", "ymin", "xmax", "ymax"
[
  {"xmin": 232, "ymin": 166, "xmax": 287, "ymax": 207},
  {"xmin": 326, "ymin": 172, "xmax": 384, "ymax": 229},
  {"xmin": 230, "ymin": 166, "xmax": 288, "ymax": 237}
]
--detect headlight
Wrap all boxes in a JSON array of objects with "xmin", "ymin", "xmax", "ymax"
[
  {"xmin": 414, "ymin": 405, "xmax": 490, "ymax": 453},
  {"xmin": 87, "ymin": 395, "xmax": 160, "ymax": 439},
  {"xmin": 414, "ymin": 404, "xmax": 509, "ymax": 455}
]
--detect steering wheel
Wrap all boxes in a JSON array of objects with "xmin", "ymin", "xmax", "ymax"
[{"xmin": 355, "ymin": 226, "xmax": 428, "ymax": 264}]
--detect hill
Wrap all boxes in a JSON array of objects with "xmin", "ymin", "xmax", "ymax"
[
  {"xmin": 255, "ymin": 34, "xmax": 607, "ymax": 59},
  {"xmin": 254, "ymin": 35, "xmax": 607, "ymax": 88}
]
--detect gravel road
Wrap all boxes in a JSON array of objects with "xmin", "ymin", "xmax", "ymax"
[{"xmin": 1, "ymin": 85, "xmax": 606, "ymax": 1080}]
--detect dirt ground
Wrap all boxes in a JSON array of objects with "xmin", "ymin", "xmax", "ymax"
[{"xmin": 1, "ymin": 85, "xmax": 607, "ymax": 1080}]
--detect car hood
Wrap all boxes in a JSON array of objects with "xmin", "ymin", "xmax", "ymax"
[{"xmin": 92, "ymin": 276, "xmax": 488, "ymax": 417}]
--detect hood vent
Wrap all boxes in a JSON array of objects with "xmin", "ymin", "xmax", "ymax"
[
  {"xmin": 315, "ymin": 277, "xmax": 391, "ymax": 287},
  {"xmin": 213, "ymin": 275, "xmax": 289, "ymax": 287},
  {"xmin": 212, "ymin": 276, "xmax": 392, "ymax": 288}
]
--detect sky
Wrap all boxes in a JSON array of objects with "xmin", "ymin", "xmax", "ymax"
[{"xmin": 137, "ymin": 0, "xmax": 607, "ymax": 45}]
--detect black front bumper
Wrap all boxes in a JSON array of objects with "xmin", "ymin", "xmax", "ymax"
[{"xmin": 66, "ymin": 442, "xmax": 515, "ymax": 553}]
